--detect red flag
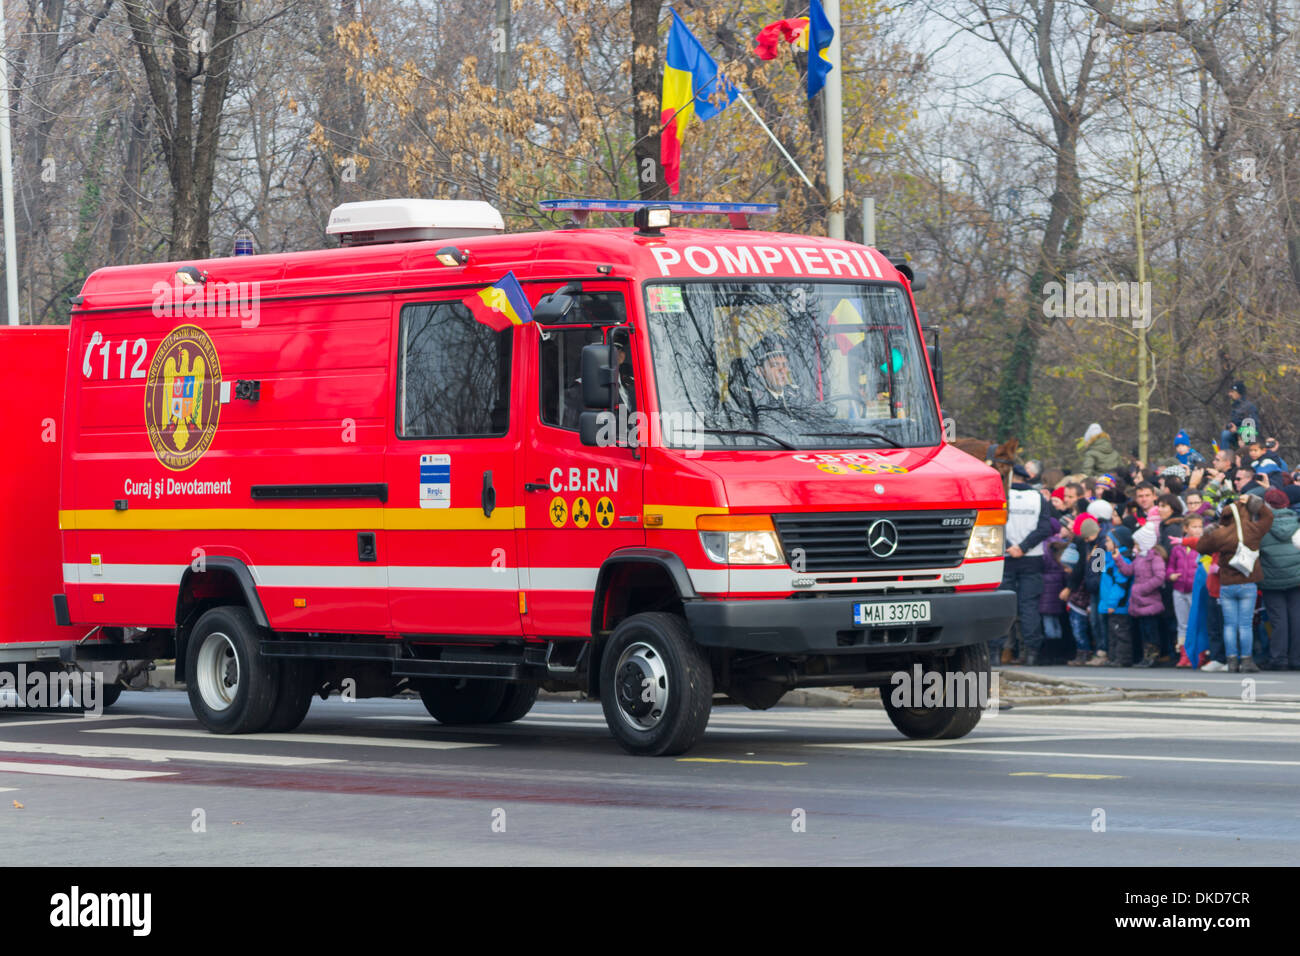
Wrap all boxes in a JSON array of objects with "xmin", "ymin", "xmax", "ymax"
[{"xmin": 754, "ymin": 17, "xmax": 810, "ymax": 60}]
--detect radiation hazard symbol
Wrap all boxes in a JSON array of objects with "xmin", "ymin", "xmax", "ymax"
[
  {"xmin": 817, "ymin": 462, "xmax": 847, "ymax": 474},
  {"xmin": 549, "ymin": 496, "xmax": 568, "ymax": 528},
  {"xmin": 595, "ymin": 496, "xmax": 616, "ymax": 528},
  {"xmin": 572, "ymin": 496, "xmax": 591, "ymax": 528}
]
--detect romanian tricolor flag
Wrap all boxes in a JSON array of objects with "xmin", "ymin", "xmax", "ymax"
[
  {"xmin": 754, "ymin": 17, "xmax": 809, "ymax": 60},
  {"xmin": 807, "ymin": 0, "xmax": 835, "ymax": 99},
  {"xmin": 660, "ymin": 8, "xmax": 736, "ymax": 195},
  {"xmin": 463, "ymin": 271, "xmax": 532, "ymax": 331}
]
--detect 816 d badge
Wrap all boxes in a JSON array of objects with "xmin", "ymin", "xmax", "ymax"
[{"xmin": 144, "ymin": 324, "xmax": 222, "ymax": 471}]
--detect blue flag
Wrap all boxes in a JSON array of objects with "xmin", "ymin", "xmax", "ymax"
[
  {"xmin": 1185, "ymin": 560, "xmax": 1209, "ymax": 669},
  {"xmin": 807, "ymin": 0, "xmax": 835, "ymax": 98}
]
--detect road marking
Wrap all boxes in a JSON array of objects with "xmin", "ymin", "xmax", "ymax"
[
  {"xmin": 0, "ymin": 760, "xmax": 176, "ymax": 780},
  {"xmin": 86, "ymin": 727, "xmax": 492, "ymax": 750},
  {"xmin": 0, "ymin": 714, "xmax": 172, "ymax": 730},
  {"xmin": 1020, "ymin": 703, "xmax": 1300, "ymax": 720},
  {"xmin": 0, "ymin": 786, "xmax": 17, "ymax": 791},
  {"xmin": 816, "ymin": 744, "xmax": 1300, "ymax": 767},
  {"xmin": 678, "ymin": 758, "xmax": 806, "ymax": 766},
  {"xmin": 0, "ymin": 740, "xmax": 342, "ymax": 766},
  {"xmin": 1010, "ymin": 771, "xmax": 1124, "ymax": 780}
]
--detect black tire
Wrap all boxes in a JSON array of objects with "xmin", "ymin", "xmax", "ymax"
[
  {"xmin": 491, "ymin": 682, "xmax": 539, "ymax": 723},
  {"xmin": 880, "ymin": 643, "xmax": 988, "ymax": 740},
  {"xmin": 99, "ymin": 684, "xmax": 123, "ymax": 709},
  {"xmin": 599, "ymin": 612, "xmax": 713, "ymax": 756},
  {"xmin": 185, "ymin": 606, "xmax": 280, "ymax": 734},
  {"xmin": 418, "ymin": 678, "xmax": 508, "ymax": 724},
  {"xmin": 262, "ymin": 660, "xmax": 316, "ymax": 733}
]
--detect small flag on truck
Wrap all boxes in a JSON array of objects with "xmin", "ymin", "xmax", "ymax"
[{"xmin": 463, "ymin": 271, "xmax": 533, "ymax": 331}]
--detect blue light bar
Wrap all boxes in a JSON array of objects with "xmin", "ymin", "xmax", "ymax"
[{"xmin": 539, "ymin": 198, "xmax": 778, "ymax": 230}]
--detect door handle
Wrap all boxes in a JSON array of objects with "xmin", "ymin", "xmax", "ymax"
[
  {"xmin": 524, "ymin": 481, "xmax": 550, "ymax": 493},
  {"xmin": 482, "ymin": 470, "xmax": 496, "ymax": 517}
]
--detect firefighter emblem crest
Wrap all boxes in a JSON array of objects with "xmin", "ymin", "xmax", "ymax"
[{"xmin": 144, "ymin": 324, "xmax": 222, "ymax": 471}]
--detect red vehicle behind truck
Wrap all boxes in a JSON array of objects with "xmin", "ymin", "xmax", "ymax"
[{"xmin": 8, "ymin": 198, "xmax": 1014, "ymax": 755}]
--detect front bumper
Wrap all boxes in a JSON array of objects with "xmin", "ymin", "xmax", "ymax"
[{"xmin": 683, "ymin": 589, "xmax": 1017, "ymax": 654}]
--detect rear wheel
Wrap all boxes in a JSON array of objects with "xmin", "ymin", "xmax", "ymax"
[
  {"xmin": 185, "ymin": 606, "xmax": 280, "ymax": 734},
  {"xmin": 491, "ymin": 682, "xmax": 539, "ymax": 723},
  {"xmin": 99, "ymin": 684, "xmax": 123, "ymax": 709},
  {"xmin": 880, "ymin": 643, "xmax": 988, "ymax": 740},
  {"xmin": 599, "ymin": 612, "xmax": 712, "ymax": 756},
  {"xmin": 418, "ymin": 678, "xmax": 507, "ymax": 724},
  {"xmin": 263, "ymin": 660, "xmax": 316, "ymax": 732}
]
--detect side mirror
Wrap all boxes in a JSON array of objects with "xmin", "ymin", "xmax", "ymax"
[
  {"xmin": 581, "ymin": 342, "xmax": 616, "ymax": 409},
  {"xmin": 910, "ymin": 273, "xmax": 926, "ymax": 292},
  {"xmin": 927, "ymin": 343, "xmax": 943, "ymax": 405},
  {"xmin": 534, "ymin": 287, "xmax": 578, "ymax": 323}
]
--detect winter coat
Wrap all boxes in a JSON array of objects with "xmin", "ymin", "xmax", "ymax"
[
  {"xmin": 1167, "ymin": 541, "xmax": 1199, "ymax": 594},
  {"xmin": 1259, "ymin": 506, "xmax": 1300, "ymax": 592},
  {"xmin": 1039, "ymin": 546, "xmax": 1067, "ymax": 614},
  {"xmin": 1098, "ymin": 546, "xmax": 1132, "ymax": 614},
  {"xmin": 1230, "ymin": 397, "xmax": 1263, "ymax": 434},
  {"xmin": 1194, "ymin": 500, "xmax": 1274, "ymax": 586},
  {"xmin": 1080, "ymin": 432, "xmax": 1123, "ymax": 476},
  {"xmin": 1116, "ymin": 546, "xmax": 1167, "ymax": 616},
  {"xmin": 1065, "ymin": 535, "xmax": 1105, "ymax": 595}
]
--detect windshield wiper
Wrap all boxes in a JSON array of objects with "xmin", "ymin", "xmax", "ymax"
[
  {"xmin": 699, "ymin": 428, "xmax": 797, "ymax": 450},
  {"xmin": 800, "ymin": 431, "xmax": 902, "ymax": 448}
]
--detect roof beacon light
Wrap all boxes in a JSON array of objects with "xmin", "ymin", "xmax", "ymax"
[
  {"xmin": 539, "ymin": 199, "xmax": 779, "ymax": 230},
  {"xmin": 327, "ymin": 199, "xmax": 505, "ymax": 247}
]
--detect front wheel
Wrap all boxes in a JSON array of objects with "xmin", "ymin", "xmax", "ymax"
[
  {"xmin": 599, "ymin": 613, "xmax": 713, "ymax": 756},
  {"xmin": 185, "ymin": 606, "xmax": 280, "ymax": 734},
  {"xmin": 880, "ymin": 642, "xmax": 989, "ymax": 740}
]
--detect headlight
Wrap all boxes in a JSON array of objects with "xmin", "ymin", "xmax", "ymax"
[
  {"xmin": 697, "ymin": 516, "xmax": 786, "ymax": 566},
  {"xmin": 965, "ymin": 512, "xmax": 1006, "ymax": 559}
]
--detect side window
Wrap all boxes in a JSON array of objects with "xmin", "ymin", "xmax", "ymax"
[
  {"xmin": 540, "ymin": 327, "xmax": 603, "ymax": 431},
  {"xmin": 397, "ymin": 301, "xmax": 512, "ymax": 438}
]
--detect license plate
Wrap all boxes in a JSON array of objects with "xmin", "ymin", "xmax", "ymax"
[{"xmin": 853, "ymin": 600, "xmax": 931, "ymax": 626}]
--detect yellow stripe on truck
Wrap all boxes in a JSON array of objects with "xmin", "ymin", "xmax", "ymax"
[
  {"xmin": 643, "ymin": 505, "xmax": 729, "ymax": 530},
  {"xmin": 59, "ymin": 506, "xmax": 528, "ymax": 532}
]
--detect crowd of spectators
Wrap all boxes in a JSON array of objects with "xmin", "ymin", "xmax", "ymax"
[{"xmin": 993, "ymin": 382, "xmax": 1300, "ymax": 673}]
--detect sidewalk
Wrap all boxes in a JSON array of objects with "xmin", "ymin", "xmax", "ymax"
[{"xmin": 155, "ymin": 660, "xmax": 1292, "ymax": 706}]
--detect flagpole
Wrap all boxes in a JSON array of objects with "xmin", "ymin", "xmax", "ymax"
[
  {"xmin": 0, "ymin": 0, "xmax": 18, "ymax": 324},
  {"xmin": 823, "ymin": 0, "xmax": 845, "ymax": 239},
  {"xmin": 735, "ymin": 91, "xmax": 816, "ymax": 190}
]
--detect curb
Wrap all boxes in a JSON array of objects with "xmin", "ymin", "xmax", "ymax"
[{"xmin": 150, "ymin": 666, "xmax": 1203, "ymax": 707}]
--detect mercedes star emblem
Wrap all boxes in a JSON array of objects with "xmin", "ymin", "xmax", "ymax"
[{"xmin": 866, "ymin": 518, "xmax": 899, "ymax": 558}]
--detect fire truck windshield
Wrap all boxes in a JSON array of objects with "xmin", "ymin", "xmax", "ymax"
[{"xmin": 643, "ymin": 281, "xmax": 940, "ymax": 449}]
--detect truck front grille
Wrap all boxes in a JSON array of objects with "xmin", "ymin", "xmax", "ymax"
[{"xmin": 773, "ymin": 510, "xmax": 976, "ymax": 573}]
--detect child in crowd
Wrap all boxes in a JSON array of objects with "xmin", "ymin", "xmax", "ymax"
[
  {"xmin": 1167, "ymin": 513, "xmax": 1203, "ymax": 666},
  {"xmin": 1118, "ymin": 522, "xmax": 1168, "ymax": 667},
  {"xmin": 1093, "ymin": 526, "xmax": 1134, "ymax": 666},
  {"xmin": 1062, "ymin": 515, "xmax": 1103, "ymax": 664}
]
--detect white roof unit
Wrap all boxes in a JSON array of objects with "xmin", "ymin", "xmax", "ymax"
[{"xmin": 326, "ymin": 199, "xmax": 505, "ymax": 246}]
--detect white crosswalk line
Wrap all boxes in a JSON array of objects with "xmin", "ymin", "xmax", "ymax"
[
  {"xmin": 813, "ymin": 743, "xmax": 1300, "ymax": 767},
  {"xmin": 0, "ymin": 739, "xmax": 342, "ymax": 766},
  {"xmin": 0, "ymin": 760, "xmax": 175, "ymax": 780},
  {"xmin": 85, "ymin": 727, "xmax": 492, "ymax": 750}
]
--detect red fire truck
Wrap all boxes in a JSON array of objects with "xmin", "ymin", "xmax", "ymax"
[{"xmin": 14, "ymin": 198, "xmax": 1015, "ymax": 755}]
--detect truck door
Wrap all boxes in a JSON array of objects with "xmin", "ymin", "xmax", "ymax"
[
  {"xmin": 522, "ymin": 292, "xmax": 644, "ymax": 637},
  {"xmin": 385, "ymin": 294, "xmax": 523, "ymax": 637}
]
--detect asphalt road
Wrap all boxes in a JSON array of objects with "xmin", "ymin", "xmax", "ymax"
[{"xmin": 0, "ymin": 687, "xmax": 1297, "ymax": 865}]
